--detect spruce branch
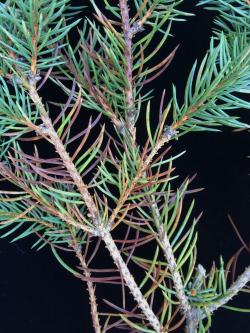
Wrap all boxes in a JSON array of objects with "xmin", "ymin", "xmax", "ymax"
[
  {"xmin": 171, "ymin": 33, "xmax": 250, "ymax": 134},
  {"xmin": 84, "ymin": 4, "xmax": 201, "ymax": 329},
  {"xmin": 0, "ymin": 1, "xmax": 249, "ymax": 332},
  {"xmin": 28, "ymin": 83, "xmax": 100, "ymax": 225},
  {"xmin": 27, "ymin": 81, "xmax": 162, "ymax": 332},
  {"xmin": 91, "ymin": 3, "xmax": 193, "ymax": 323}
]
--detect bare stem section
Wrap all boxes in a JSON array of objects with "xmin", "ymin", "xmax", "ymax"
[
  {"xmin": 159, "ymin": 226, "xmax": 191, "ymax": 314},
  {"xmin": 185, "ymin": 309, "xmax": 200, "ymax": 333},
  {"xmin": 99, "ymin": 225, "xmax": 162, "ymax": 332},
  {"xmin": 119, "ymin": 0, "xmax": 136, "ymax": 142},
  {"xmin": 73, "ymin": 243, "xmax": 101, "ymax": 333}
]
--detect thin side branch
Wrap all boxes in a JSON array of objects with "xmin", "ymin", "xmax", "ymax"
[
  {"xmin": 0, "ymin": 161, "xmax": 93, "ymax": 234},
  {"xmin": 119, "ymin": 0, "xmax": 136, "ymax": 142},
  {"xmin": 159, "ymin": 226, "xmax": 192, "ymax": 314},
  {"xmin": 207, "ymin": 265, "xmax": 250, "ymax": 314},
  {"xmin": 110, "ymin": 135, "xmax": 171, "ymax": 225},
  {"xmin": 70, "ymin": 233, "xmax": 101, "ymax": 333}
]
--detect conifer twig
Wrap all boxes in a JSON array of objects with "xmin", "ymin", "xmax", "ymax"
[
  {"xmin": 29, "ymin": 83, "xmax": 99, "ymax": 223},
  {"xmin": 119, "ymin": 0, "xmax": 136, "ymax": 143},
  {"xmin": 207, "ymin": 265, "xmax": 250, "ymax": 314},
  {"xmin": 109, "ymin": 134, "xmax": 171, "ymax": 225},
  {"xmin": 69, "ymin": 229, "xmax": 101, "ymax": 333},
  {"xmin": 98, "ymin": 225, "xmax": 162, "ymax": 332},
  {"xmin": 185, "ymin": 265, "xmax": 250, "ymax": 332},
  {"xmin": 159, "ymin": 225, "xmax": 192, "ymax": 314},
  {"xmin": 151, "ymin": 197, "xmax": 194, "ymax": 330},
  {"xmin": 0, "ymin": 1, "xmax": 249, "ymax": 332},
  {"xmin": 0, "ymin": 161, "xmax": 93, "ymax": 234},
  {"xmin": 28, "ymin": 81, "xmax": 162, "ymax": 333},
  {"xmin": 115, "ymin": 2, "xmax": 193, "ymax": 327}
]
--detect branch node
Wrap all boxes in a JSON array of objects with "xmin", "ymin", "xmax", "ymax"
[
  {"xmin": 28, "ymin": 71, "xmax": 42, "ymax": 84},
  {"xmin": 163, "ymin": 126, "xmax": 178, "ymax": 141},
  {"xmin": 128, "ymin": 21, "xmax": 145, "ymax": 38}
]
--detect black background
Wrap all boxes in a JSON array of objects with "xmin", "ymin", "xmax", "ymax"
[{"xmin": 0, "ymin": 1, "xmax": 249, "ymax": 332}]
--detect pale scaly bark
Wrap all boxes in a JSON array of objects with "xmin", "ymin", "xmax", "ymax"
[
  {"xmin": 119, "ymin": 0, "xmax": 136, "ymax": 142},
  {"xmin": 207, "ymin": 265, "xmax": 250, "ymax": 314},
  {"xmin": 99, "ymin": 225, "xmax": 162, "ymax": 332},
  {"xmin": 159, "ymin": 225, "xmax": 192, "ymax": 314},
  {"xmin": 72, "ymin": 242, "xmax": 101, "ymax": 333}
]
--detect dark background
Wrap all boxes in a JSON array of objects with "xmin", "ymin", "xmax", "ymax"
[{"xmin": 0, "ymin": 1, "xmax": 249, "ymax": 332}]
